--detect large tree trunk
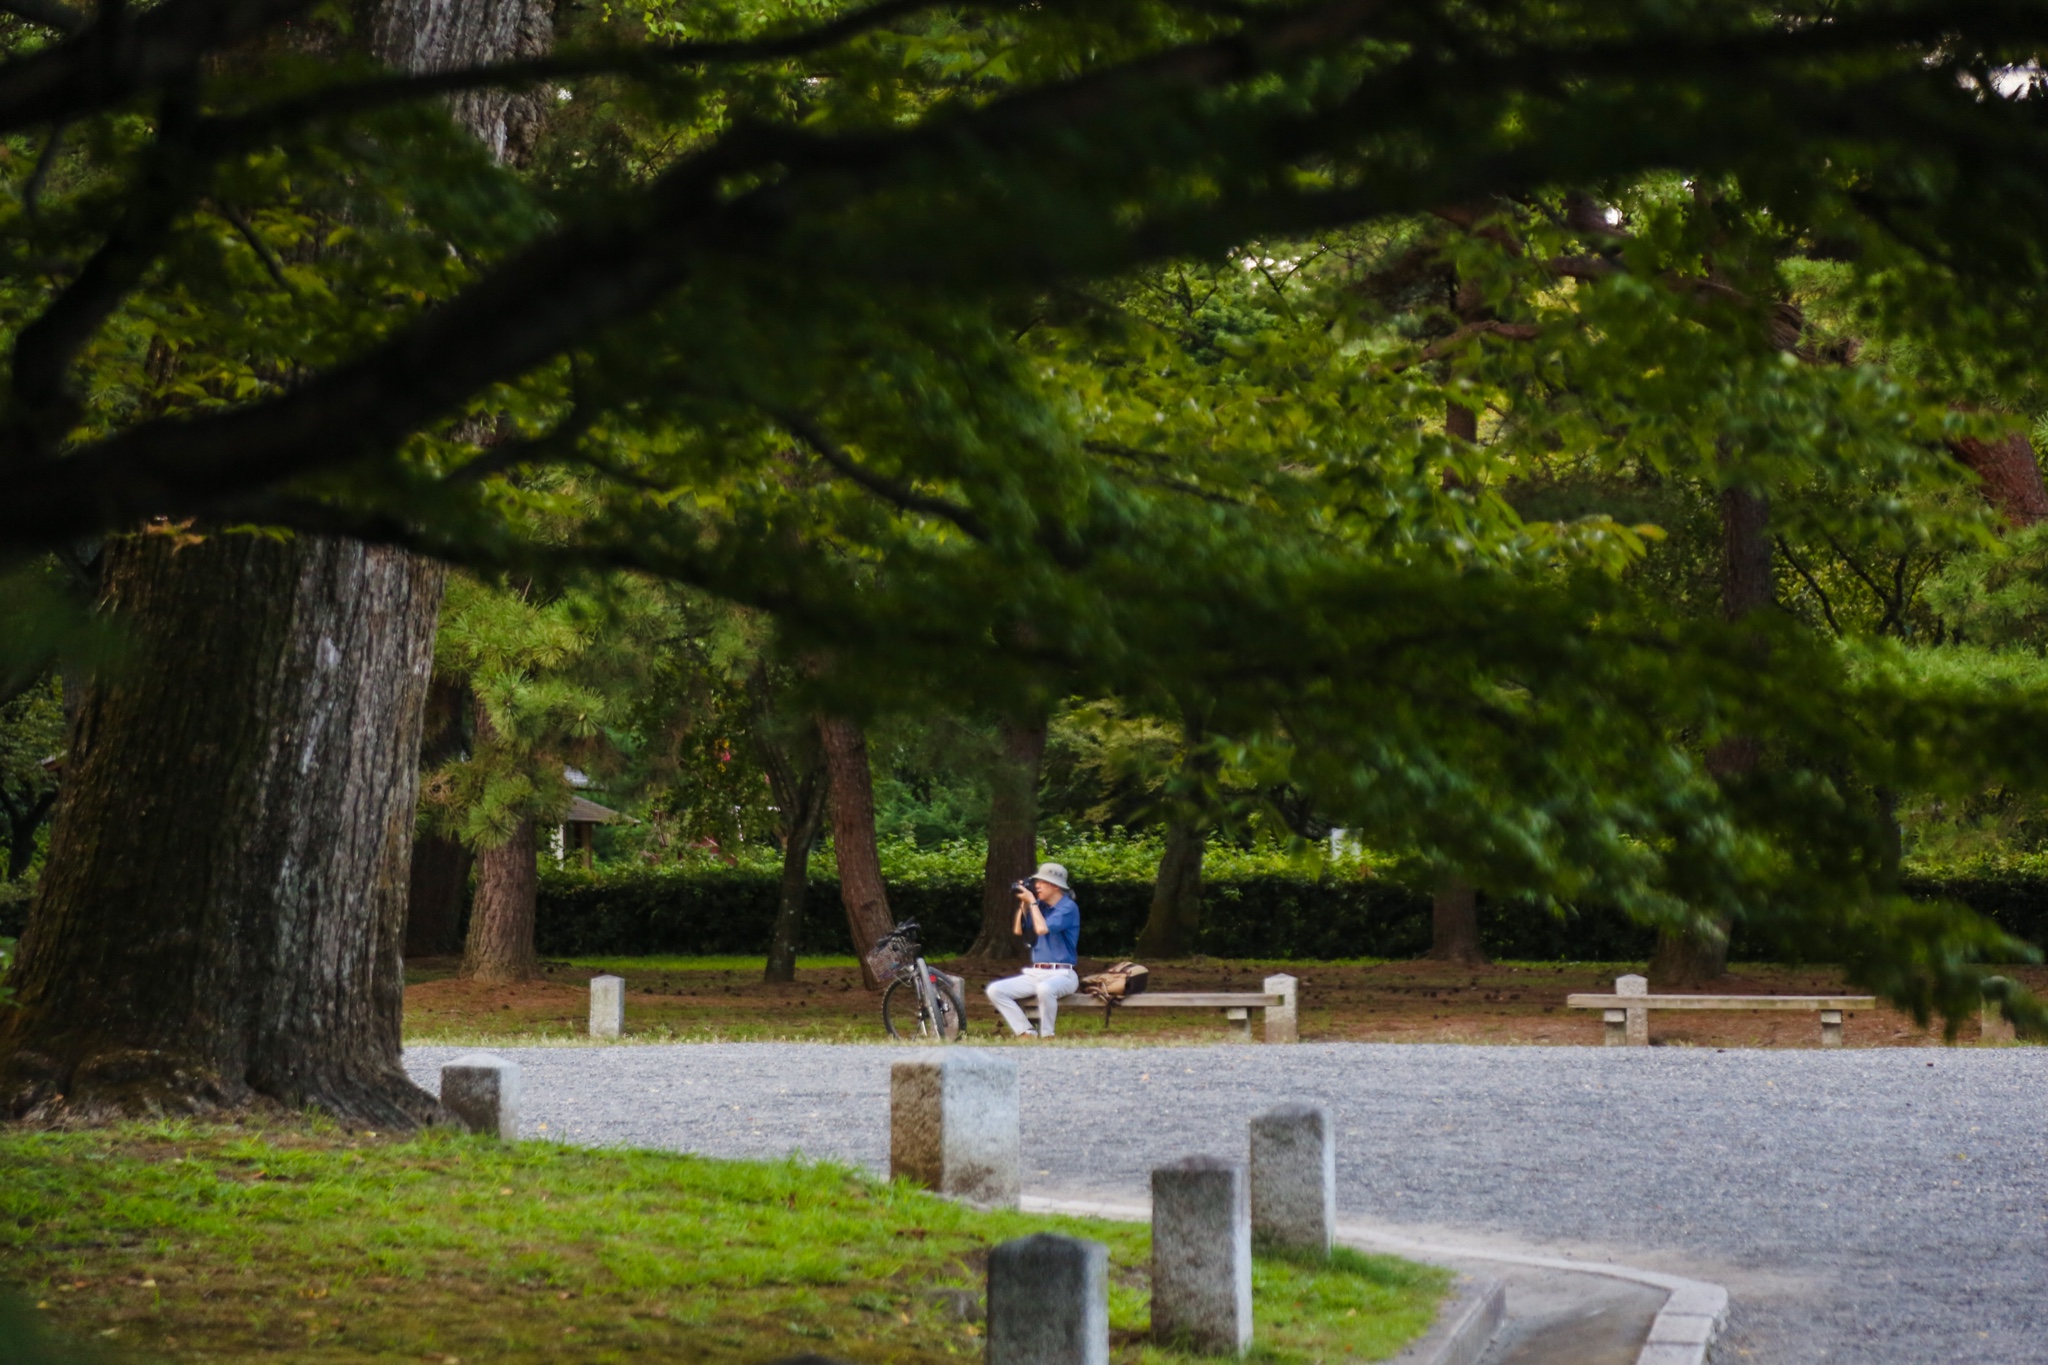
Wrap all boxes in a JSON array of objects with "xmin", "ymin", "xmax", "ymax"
[
  {"xmin": 404, "ymin": 673, "xmax": 472, "ymax": 958},
  {"xmin": 1425, "ymin": 875, "xmax": 1486, "ymax": 964},
  {"xmin": 818, "ymin": 716, "xmax": 897, "ymax": 988},
  {"xmin": 461, "ymin": 815, "xmax": 539, "ymax": 984},
  {"xmin": 0, "ymin": 533, "xmax": 443, "ymax": 1124},
  {"xmin": 966, "ymin": 716, "xmax": 1048, "ymax": 961},
  {"xmin": 0, "ymin": 0, "xmax": 554, "ymax": 1124},
  {"xmin": 1650, "ymin": 486, "xmax": 1771, "ymax": 988},
  {"xmin": 1949, "ymin": 432, "xmax": 2048, "ymax": 528}
]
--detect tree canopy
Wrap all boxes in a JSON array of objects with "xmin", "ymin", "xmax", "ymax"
[{"xmin": 8, "ymin": 0, "xmax": 2048, "ymax": 1025}]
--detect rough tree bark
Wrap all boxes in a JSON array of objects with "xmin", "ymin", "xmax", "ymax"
[
  {"xmin": 1949, "ymin": 433, "xmax": 2048, "ymax": 528},
  {"xmin": 752, "ymin": 675, "xmax": 829, "ymax": 984},
  {"xmin": 0, "ymin": 0, "xmax": 553, "ymax": 1123},
  {"xmin": 404, "ymin": 672, "xmax": 471, "ymax": 958},
  {"xmin": 1426, "ymin": 875, "xmax": 1486, "ymax": 964},
  {"xmin": 965, "ymin": 716, "xmax": 1048, "ymax": 962},
  {"xmin": 461, "ymin": 819, "xmax": 539, "ymax": 984},
  {"xmin": 1649, "ymin": 485, "xmax": 1772, "ymax": 988},
  {"xmin": 456, "ymin": 694, "xmax": 543, "ymax": 983},
  {"xmin": 818, "ymin": 716, "xmax": 897, "ymax": 988},
  {"xmin": 0, "ymin": 534, "xmax": 443, "ymax": 1123}
]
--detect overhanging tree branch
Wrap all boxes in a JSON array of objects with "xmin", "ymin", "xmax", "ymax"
[
  {"xmin": 780, "ymin": 412, "xmax": 991, "ymax": 542},
  {"xmin": 0, "ymin": 0, "xmax": 86, "ymax": 37},
  {"xmin": 8, "ymin": 0, "xmax": 2048, "ymax": 547}
]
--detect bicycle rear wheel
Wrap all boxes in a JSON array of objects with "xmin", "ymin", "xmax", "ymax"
[{"xmin": 883, "ymin": 974, "xmax": 963, "ymax": 1041}]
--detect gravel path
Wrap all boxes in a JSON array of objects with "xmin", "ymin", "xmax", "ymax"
[{"xmin": 402, "ymin": 1042, "xmax": 2048, "ymax": 1364}]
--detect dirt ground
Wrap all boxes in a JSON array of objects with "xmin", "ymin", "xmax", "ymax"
[{"xmin": 403, "ymin": 956, "xmax": 2045, "ymax": 1047}]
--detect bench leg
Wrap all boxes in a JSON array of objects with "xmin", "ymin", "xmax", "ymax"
[
  {"xmin": 1604, "ymin": 1009, "xmax": 1627, "ymax": 1047},
  {"xmin": 1626, "ymin": 1006, "xmax": 1649, "ymax": 1047},
  {"xmin": 1820, "ymin": 1009, "xmax": 1843, "ymax": 1049},
  {"xmin": 1225, "ymin": 1006, "xmax": 1252, "ymax": 1042}
]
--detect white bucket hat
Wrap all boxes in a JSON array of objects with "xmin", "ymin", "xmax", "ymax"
[{"xmin": 1030, "ymin": 862, "xmax": 1071, "ymax": 891}]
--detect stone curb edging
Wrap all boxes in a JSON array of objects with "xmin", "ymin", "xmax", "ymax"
[
  {"xmin": 1385, "ymin": 1272, "xmax": 1506, "ymax": 1365},
  {"xmin": 1334, "ymin": 1218, "xmax": 1728, "ymax": 1365},
  {"xmin": 1021, "ymin": 1194, "xmax": 1729, "ymax": 1365}
]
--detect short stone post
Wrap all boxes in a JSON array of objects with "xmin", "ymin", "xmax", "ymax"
[
  {"xmin": 890, "ymin": 1050, "xmax": 1020, "ymax": 1209},
  {"xmin": 987, "ymin": 1233, "xmax": 1109, "ymax": 1365},
  {"xmin": 440, "ymin": 1053, "xmax": 520, "ymax": 1140},
  {"xmin": 1249, "ymin": 1102, "xmax": 1334, "ymax": 1257},
  {"xmin": 589, "ymin": 974, "xmax": 624, "ymax": 1039},
  {"xmin": 1616, "ymin": 973, "xmax": 1649, "ymax": 1047},
  {"xmin": 1263, "ymin": 974, "xmax": 1298, "ymax": 1044},
  {"xmin": 1151, "ymin": 1155, "xmax": 1252, "ymax": 1356}
]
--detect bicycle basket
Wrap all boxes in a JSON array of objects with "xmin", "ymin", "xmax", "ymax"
[{"xmin": 864, "ymin": 932, "xmax": 917, "ymax": 981}]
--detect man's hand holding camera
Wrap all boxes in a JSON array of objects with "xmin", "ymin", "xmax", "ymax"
[{"xmin": 1012, "ymin": 878, "xmax": 1050, "ymax": 940}]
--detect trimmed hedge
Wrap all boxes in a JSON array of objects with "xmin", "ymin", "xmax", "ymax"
[
  {"xmin": 535, "ymin": 859, "xmax": 2048, "ymax": 962},
  {"xmin": 533, "ymin": 868, "xmax": 1712, "ymax": 961}
]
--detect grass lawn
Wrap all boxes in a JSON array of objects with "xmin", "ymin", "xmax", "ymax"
[
  {"xmin": 0, "ymin": 1117, "xmax": 1448, "ymax": 1364},
  {"xmin": 402, "ymin": 955, "xmax": 2009, "ymax": 1047}
]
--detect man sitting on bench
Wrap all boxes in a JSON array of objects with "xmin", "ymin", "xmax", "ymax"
[{"xmin": 986, "ymin": 862, "xmax": 1081, "ymax": 1039}]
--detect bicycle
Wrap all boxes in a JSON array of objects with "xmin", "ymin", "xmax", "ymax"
[{"xmin": 866, "ymin": 920, "xmax": 966, "ymax": 1042}]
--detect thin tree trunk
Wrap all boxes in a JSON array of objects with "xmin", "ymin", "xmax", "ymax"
[
  {"xmin": 462, "ymin": 816, "xmax": 539, "ymax": 983},
  {"xmin": 404, "ymin": 672, "xmax": 471, "ymax": 958},
  {"xmin": 1425, "ymin": 874, "xmax": 1486, "ymax": 964},
  {"xmin": 747, "ymin": 667, "xmax": 828, "ymax": 983},
  {"xmin": 0, "ymin": 533, "xmax": 443, "ymax": 1123},
  {"xmin": 818, "ymin": 716, "xmax": 897, "ymax": 988},
  {"xmin": 1651, "ymin": 486, "xmax": 1771, "ymax": 988},
  {"xmin": 1137, "ymin": 721, "xmax": 1214, "ymax": 960},
  {"xmin": 1137, "ymin": 818, "xmax": 1207, "ymax": 959},
  {"xmin": 966, "ymin": 716, "xmax": 1048, "ymax": 961},
  {"xmin": 765, "ymin": 777, "xmax": 827, "ymax": 983}
]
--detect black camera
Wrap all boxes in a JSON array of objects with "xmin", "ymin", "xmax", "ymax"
[{"xmin": 1011, "ymin": 879, "xmax": 1030, "ymax": 894}]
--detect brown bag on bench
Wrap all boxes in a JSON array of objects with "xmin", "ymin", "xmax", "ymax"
[{"xmin": 1082, "ymin": 961, "xmax": 1149, "ymax": 1001}]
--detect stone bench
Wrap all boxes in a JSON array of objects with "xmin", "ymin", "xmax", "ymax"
[
  {"xmin": 1567, "ymin": 973, "xmax": 1876, "ymax": 1047},
  {"xmin": 1018, "ymin": 973, "xmax": 1298, "ymax": 1042}
]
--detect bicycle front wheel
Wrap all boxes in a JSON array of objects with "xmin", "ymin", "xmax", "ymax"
[{"xmin": 883, "ymin": 975, "xmax": 963, "ymax": 1042}]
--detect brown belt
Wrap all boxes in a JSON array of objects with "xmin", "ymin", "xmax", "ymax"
[{"xmin": 1027, "ymin": 963, "xmax": 1074, "ymax": 969}]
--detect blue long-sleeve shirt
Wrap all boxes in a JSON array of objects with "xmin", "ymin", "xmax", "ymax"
[{"xmin": 1029, "ymin": 894, "xmax": 1080, "ymax": 964}]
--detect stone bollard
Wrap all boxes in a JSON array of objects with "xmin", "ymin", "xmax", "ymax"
[
  {"xmin": 1249, "ymin": 1102, "xmax": 1334, "ymax": 1257},
  {"xmin": 1263, "ymin": 974, "xmax": 1298, "ymax": 1044},
  {"xmin": 890, "ymin": 1050, "xmax": 1019, "ymax": 1209},
  {"xmin": 1151, "ymin": 1155, "xmax": 1252, "ymax": 1356},
  {"xmin": 1612, "ymin": 974, "xmax": 1649, "ymax": 1047},
  {"xmin": 440, "ymin": 1053, "xmax": 520, "ymax": 1140},
  {"xmin": 987, "ymin": 1233, "xmax": 1109, "ymax": 1365},
  {"xmin": 589, "ymin": 974, "xmax": 624, "ymax": 1039}
]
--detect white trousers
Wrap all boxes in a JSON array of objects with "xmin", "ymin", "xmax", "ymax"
[{"xmin": 986, "ymin": 966, "xmax": 1080, "ymax": 1036}]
